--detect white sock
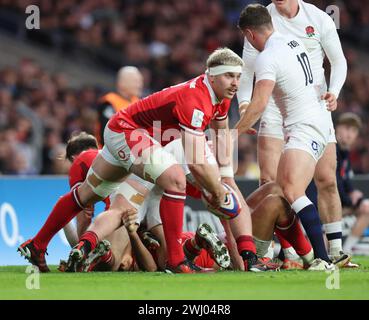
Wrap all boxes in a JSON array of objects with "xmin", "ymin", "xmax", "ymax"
[
  {"xmin": 265, "ymin": 242, "xmax": 274, "ymax": 259},
  {"xmin": 301, "ymin": 249, "xmax": 314, "ymax": 265},
  {"xmin": 343, "ymin": 235, "xmax": 360, "ymax": 253},
  {"xmin": 323, "ymin": 221, "xmax": 343, "ymax": 256},
  {"xmin": 283, "ymin": 246, "xmax": 299, "ymax": 261}
]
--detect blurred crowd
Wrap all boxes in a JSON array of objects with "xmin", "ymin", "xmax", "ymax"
[{"xmin": 0, "ymin": 0, "xmax": 368, "ymax": 176}]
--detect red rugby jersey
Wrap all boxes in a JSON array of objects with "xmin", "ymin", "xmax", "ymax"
[
  {"xmin": 68, "ymin": 149, "xmax": 110, "ymax": 209},
  {"xmin": 108, "ymin": 74, "xmax": 230, "ymax": 143}
]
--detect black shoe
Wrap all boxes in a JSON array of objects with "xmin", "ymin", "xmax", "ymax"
[
  {"xmin": 18, "ymin": 239, "xmax": 50, "ymax": 272},
  {"xmin": 165, "ymin": 259, "xmax": 213, "ymax": 274},
  {"xmin": 65, "ymin": 241, "xmax": 89, "ymax": 272},
  {"xmin": 241, "ymin": 250, "xmax": 268, "ymax": 272}
]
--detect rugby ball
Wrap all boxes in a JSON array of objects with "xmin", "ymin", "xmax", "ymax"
[{"xmin": 202, "ymin": 183, "xmax": 241, "ymax": 220}]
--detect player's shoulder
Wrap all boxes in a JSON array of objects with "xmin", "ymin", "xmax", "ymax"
[
  {"xmin": 259, "ymin": 33, "xmax": 285, "ymax": 59},
  {"xmin": 176, "ymin": 75, "xmax": 210, "ymax": 104},
  {"xmin": 266, "ymin": 2, "xmax": 274, "ymax": 13},
  {"xmin": 300, "ymin": 0, "xmax": 333, "ymax": 24},
  {"xmin": 73, "ymin": 149, "xmax": 99, "ymax": 165}
]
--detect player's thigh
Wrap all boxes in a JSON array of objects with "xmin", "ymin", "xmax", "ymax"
[
  {"xmin": 105, "ymin": 225, "xmax": 130, "ymax": 271},
  {"xmin": 257, "ymin": 135, "xmax": 284, "ymax": 183},
  {"xmin": 314, "ymin": 142, "xmax": 337, "ymax": 186},
  {"xmin": 129, "ymin": 145, "xmax": 186, "ymax": 191},
  {"xmin": 246, "ymin": 182, "xmax": 283, "ymax": 210},
  {"xmin": 77, "ymin": 153, "xmax": 129, "ymax": 205},
  {"xmin": 92, "ymin": 152, "xmax": 129, "ymax": 182},
  {"xmin": 277, "ymin": 149, "xmax": 316, "ymax": 201},
  {"xmin": 251, "ymin": 194, "xmax": 283, "ymax": 239}
]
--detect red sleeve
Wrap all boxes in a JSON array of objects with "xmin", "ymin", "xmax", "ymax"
[
  {"xmin": 68, "ymin": 161, "xmax": 86, "ymax": 189},
  {"xmin": 68, "ymin": 150, "xmax": 98, "ymax": 189},
  {"xmin": 213, "ymin": 99, "xmax": 231, "ymax": 121},
  {"xmin": 194, "ymin": 250, "xmax": 215, "ymax": 269},
  {"xmin": 172, "ymin": 90, "xmax": 207, "ymax": 135}
]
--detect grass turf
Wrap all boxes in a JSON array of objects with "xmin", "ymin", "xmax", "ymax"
[{"xmin": 1, "ymin": 256, "xmax": 369, "ymax": 300}]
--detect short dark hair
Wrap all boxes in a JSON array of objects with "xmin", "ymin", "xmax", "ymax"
[
  {"xmin": 65, "ymin": 131, "xmax": 98, "ymax": 162},
  {"xmin": 238, "ymin": 4, "xmax": 273, "ymax": 30},
  {"xmin": 335, "ymin": 112, "xmax": 362, "ymax": 131}
]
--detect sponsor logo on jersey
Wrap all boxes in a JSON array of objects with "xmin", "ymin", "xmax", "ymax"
[
  {"xmin": 305, "ymin": 26, "xmax": 315, "ymax": 37},
  {"xmin": 191, "ymin": 109, "xmax": 204, "ymax": 128}
]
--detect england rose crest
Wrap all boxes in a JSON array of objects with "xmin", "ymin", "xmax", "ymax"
[{"xmin": 305, "ymin": 25, "xmax": 315, "ymax": 37}]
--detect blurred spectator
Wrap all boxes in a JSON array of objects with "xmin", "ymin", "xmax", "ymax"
[
  {"xmin": 235, "ymin": 135, "xmax": 260, "ymax": 179},
  {"xmin": 95, "ymin": 66, "xmax": 143, "ymax": 146},
  {"xmin": 334, "ymin": 113, "xmax": 369, "ymax": 254},
  {"xmin": 0, "ymin": 0, "xmax": 368, "ymax": 175}
]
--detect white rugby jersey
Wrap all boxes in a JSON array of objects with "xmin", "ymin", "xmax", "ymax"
[
  {"xmin": 237, "ymin": 0, "xmax": 347, "ymax": 105},
  {"xmin": 255, "ymin": 31, "xmax": 324, "ymax": 126}
]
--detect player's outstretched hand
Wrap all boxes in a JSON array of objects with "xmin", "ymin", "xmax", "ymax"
[
  {"xmin": 321, "ymin": 92, "xmax": 337, "ymax": 111},
  {"xmin": 122, "ymin": 208, "xmax": 139, "ymax": 233}
]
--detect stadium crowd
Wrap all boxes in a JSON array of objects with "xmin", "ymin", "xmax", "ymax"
[{"xmin": 0, "ymin": 0, "xmax": 368, "ymax": 176}]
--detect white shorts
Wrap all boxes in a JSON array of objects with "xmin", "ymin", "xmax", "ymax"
[
  {"xmin": 101, "ymin": 126, "xmax": 178, "ymax": 183},
  {"xmin": 259, "ymin": 91, "xmax": 336, "ymax": 144},
  {"xmin": 284, "ymin": 116, "xmax": 330, "ymax": 162},
  {"xmin": 258, "ymin": 102, "xmax": 285, "ymax": 140},
  {"xmin": 164, "ymin": 138, "xmax": 217, "ymax": 185},
  {"xmin": 136, "ymin": 138, "xmax": 217, "ymax": 230}
]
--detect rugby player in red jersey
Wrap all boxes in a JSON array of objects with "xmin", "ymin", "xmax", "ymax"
[{"xmin": 18, "ymin": 48, "xmax": 259, "ymax": 273}]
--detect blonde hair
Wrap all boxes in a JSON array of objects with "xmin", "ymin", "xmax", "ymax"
[{"xmin": 206, "ymin": 47, "xmax": 244, "ymax": 69}]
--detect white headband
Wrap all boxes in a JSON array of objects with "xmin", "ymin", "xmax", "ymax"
[{"xmin": 207, "ymin": 65, "xmax": 243, "ymax": 76}]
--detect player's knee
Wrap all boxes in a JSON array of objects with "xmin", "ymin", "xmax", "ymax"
[
  {"xmin": 315, "ymin": 172, "xmax": 337, "ymax": 194},
  {"xmin": 280, "ymin": 184, "xmax": 299, "ymax": 204},
  {"xmin": 157, "ymin": 165, "xmax": 186, "ymax": 192},
  {"xmin": 262, "ymin": 181, "xmax": 283, "ymax": 196},
  {"xmin": 262, "ymin": 194, "xmax": 284, "ymax": 218},
  {"xmin": 75, "ymin": 181, "xmax": 101, "ymax": 207}
]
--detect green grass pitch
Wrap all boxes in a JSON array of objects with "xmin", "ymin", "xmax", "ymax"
[{"xmin": 1, "ymin": 256, "xmax": 369, "ymax": 300}]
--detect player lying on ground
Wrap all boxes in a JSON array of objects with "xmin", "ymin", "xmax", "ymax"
[
  {"xmin": 137, "ymin": 177, "xmax": 316, "ymax": 271},
  {"xmin": 66, "ymin": 136, "xmax": 260, "ymax": 272},
  {"xmin": 19, "ymin": 131, "xmax": 153, "ymax": 272}
]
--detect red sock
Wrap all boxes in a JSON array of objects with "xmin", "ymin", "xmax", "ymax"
[
  {"xmin": 236, "ymin": 235, "xmax": 256, "ymax": 255},
  {"xmin": 100, "ymin": 249, "xmax": 113, "ymax": 264},
  {"xmin": 33, "ymin": 188, "xmax": 84, "ymax": 251},
  {"xmin": 79, "ymin": 231, "xmax": 99, "ymax": 253},
  {"xmin": 160, "ymin": 190, "xmax": 186, "ymax": 268},
  {"xmin": 277, "ymin": 233, "xmax": 293, "ymax": 250},
  {"xmin": 92, "ymin": 249, "xmax": 114, "ymax": 271},
  {"xmin": 275, "ymin": 216, "xmax": 312, "ymax": 256}
]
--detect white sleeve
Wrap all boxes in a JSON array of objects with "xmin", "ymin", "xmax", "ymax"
[
  {"xmin": 237, "ymin": 39, "xmax": 259, "ymax": 105},
  {"xmin": 321, "ymin": 14, "xmax": 347, "ymax": 98},
  {"xmin": 254, "ymin": 52, "xmax": 278, "ymax": 83}
]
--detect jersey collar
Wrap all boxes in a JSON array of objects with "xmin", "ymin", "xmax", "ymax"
[
  {"xmin": 265, "ymin": 31, "xmax": 280, "ymax": 49},
  {"xmin": 203, "ymin": 74, "xmax": 221, "ymax": 105}
]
